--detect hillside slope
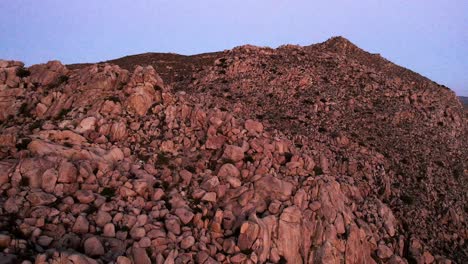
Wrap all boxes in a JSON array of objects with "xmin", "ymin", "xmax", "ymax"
[
  {"xmin": 0, "ymin": 37, "xmax": 465, "ymax": 263},
  {"xmin": 70, "ymin": 37, "xmax": 468, "ymax": 262},
  {"xmin": 0, "ymin": 60, "xmax": 414, "ymax": 263}
]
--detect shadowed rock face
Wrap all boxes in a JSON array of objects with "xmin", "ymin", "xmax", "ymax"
[{"xmin": 0, "ymin": 37, "xmax": 466, "ymax": 263}]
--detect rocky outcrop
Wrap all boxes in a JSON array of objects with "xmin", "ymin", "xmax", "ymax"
[{"xmin": 0, "ymin": 36, "xmax": 466, "ymax": 263}]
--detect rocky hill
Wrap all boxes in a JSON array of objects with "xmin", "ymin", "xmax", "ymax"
[{"xmin": 0, "ymin": 37, "xmax": 466, "ymax": 263}]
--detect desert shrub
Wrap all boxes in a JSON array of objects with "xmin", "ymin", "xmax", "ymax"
[
  {"xmin": 314, "ymin": 166, "xmax": 324, "ymax": 175},
  {"xmin": 185, "ymin": 165, "xmax": 196, "ymax": 173},
  {"xmin": 401, "ymin": 194, "xmax": 414, "ymax": 205},
  {"xmin": 105, "ymin": 96, "xmax": 121, "ymax": 103},
  {"xmin": 18, "ymin": 103, "xmax": 30, "ymax": 117},
  {"xmin": 84, "ymin": 204, "xmax": 98, "ymax": 214},
  {"xmin": 55, "ymin": 108, "xmax": 71, "ymax": 120},
  {"xmin": 318, "ymin": 127, "xmax": 327, "ymax": 133},
  {"xmin": 57, "ymin": 75, "xmax": 69, "ymax": 85},
  {"xmin": 100, "ymin": 188, "xmax": 116, "ymax": 201},
  {"xmin": 155, "ymin": 152, "xmax": 170, "ymax": 166},
  {"xmin": 19, "ymin": 177, "xmax": 30, "ymax": 187},
  {"xmin": 16, "ymin": 138, "xmax": 31, "ymax": 150},
  {"xmin": 243, "ymin": 154, "xmax": 254, "ymax": 163},
  {"xmin": 16, "ymin": 67, "xmax": 30, "ymax": 78}
]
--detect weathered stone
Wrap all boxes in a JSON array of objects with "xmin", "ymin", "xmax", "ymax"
[
  {"xmin": 37, "ymin": 236, "xmax": 53, "ymax": 247},
  {"xmin": 180, "ymin": 236, "xmax": 195, "ymax": 249},
  {"xmin": 103, "ymin": 223, "xmax": 116, "ymax": 237},
  {"xmin": 58, "ymin": 161, "xmax": 77, "ymax": 183},
  {"xmin": 254, "ymin": 175, "xmax": 293, "ymax": 201},
  {"xmin": 72, "ymin": 215, "xmax": 89, "ymax": 234},
  {"xmin": 205, "ymin": 135, "xmax": 226, "ymax": 150},
  {"xmin": 245, "ymin": 119, "xmax": 263, "ymax": 134},
  {"xmin": 83, "ymin": 237, "xmax": 105, "ymax": 256},
  {"xmin": 218, "ymin": 163, "xmax": 240, "ymax": 179},
  {"xmin": 238, "ymin": 221, "xmax": 260, "ymax": 251},
  {"xmin": 41, "ymin": 168, "xmax": 58, "ymax": 193},
  {"xmin": 276, "ymin": 206, "xmax": 302, "ymax": 263},
  {"xmin": 130, "ymin": 227, "xmax": 146, "ymax": 240},
  {"xmin": 377, "ymin": 244, "xmax": 393, "ymax": 259},
  {"xmin": 95, "ymin": 210, "xmax": 112, "ymax": 227},
  {"xmin": 132, "ymin": 247, "xmax": 151, "ymax": 264},
  {"xmin": 27, "ymin": 191, "xmax": 57, "ymax": 206},
  {"xmin": 222, "ymin": 145, "xmax": 244, "ymax": 162},
  {"xmin": 174, "ymin": 208, "xmax": 194, "ymax": 225},
  {"xmin": 76, "ymin": 117, "xmax": 97, "ymax": 133},
  {"xmin": 0, "ymin": 160, "xmax": 15, "ymax": 185},
  {"xmin": 75, "ymin": 190, "xmax": 95, "ymax": 203},
  {"xmin": 165, "ymin": 216, "xmax": 181, "ymax": 235},
  {"xmin": 202, "ymin": 192, "xmax": 217, "ymax": 202}
]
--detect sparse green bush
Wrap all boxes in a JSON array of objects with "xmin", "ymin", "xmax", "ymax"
[
  {"xmin": 55, "ymin": 108, "xmax": 71, "ymax": 120},
  {"xmin": 314, "ymin": 166, "xmax": 323, "ymax": 175},
  {"xmin": 100, "ymin": 187, "xmax": 116, "ymax": 202},
  {"xmin": 155, "ymin": 152, "xmax": 170, "ymax": 166},
  {"xmin": 57, "ymin": 75, "xmax": 69, "ymax": 85},
  {"xmin": 105, "ymin": 96, "xmax": 121, "ymax": 103},
  {"xmin": 16, "ymin": 67, "xmax": 30, "ymax": 78}
]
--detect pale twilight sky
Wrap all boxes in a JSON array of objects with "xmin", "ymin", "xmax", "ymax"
[{"xmin": 0, "ymin": 0, "xmax": 466, "ymax": 95}]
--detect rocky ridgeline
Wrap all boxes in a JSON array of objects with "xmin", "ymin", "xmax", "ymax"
[
  {"xmin": 0, "ymin": 60, "xmax": 438, "ymax": 264},
  {"xmin": 0, "ymin": 37, "xmax": 466, "ymax": 263},
  {"xmin": 180, "ymin": 38, "xmax": 467, "ymax": 262},
  {"xmin": 0, "ymin": 59, "xmax": 406, "ymax": 263}
]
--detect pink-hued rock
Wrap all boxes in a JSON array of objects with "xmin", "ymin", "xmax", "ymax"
[
  {"xmin": 174, "ymin": 208, "xmax": 194, "ymax": 225},
  {"xmin": 72, "ymin": 215, "xmax": 89, "ymax": 234},
  {"xmin": 254, "ymin": 175, "xmax": 293, "ymax": 201},
  {"xmin": 103, "ymin": 223, "xmax": 116, "ymax": 237},
  {"xmin": 27, "ymin": 191, "xmax": 57, "ymax": 206},
  {"xmin": 125, "ymin": 66, "xmax": 163, "ymax": 116},
  {"xmin": 76, "ymin": 117, "xmax": 97, "ymax": 133},
  {"xmin": 131, "ymin": 247, "xmax": 151, "ymax": 264},
  {"xmin": 0, "ymin": 38, "xmax": 463, "ymax": 263},
  {"xmin": 75, "ymin": 190, "xmax": 95, "ymax": 203},
  {"xmin": 41, "ymin": 168, "xmax": 58, "ymax": 193},
  {"xmin": 83, "ymin": 237, "xmax": 105, "ymax": 256},
  {"xmin": 109, "ymin": 121, "xmax": 127, "ymax": 142},
  {"xmin": 0, "ymin": 160, "xmax": 15, "ymax": 185},
  {"xmin": 58, "ymin": 161, "xmax": 77, "ymax": 183},
  {"xmin": 217, "ymin": 163, "xmax": 240, "ymax": 179},
  {"xmin": 276, "ymin": 206, "xmax": 302, "ymax": 263},
  {"xmin": 377, "ymin": 244, "xmax": 394, "ymax": 259},
  {"xmin": 95, "ymin": 210, "xmax": 112, "ymax": 227},
  {"xmin": 244, "ymin": 119, "xmax": 263, "ymax": 134},
  {"xmin": 28, "ymin": 60, "xmax": 68, "ymax": 87},
  {"xmin": 165, "ymin": 216, "xmax": 181, "ymax": 235},
  {"xmin": 180, "ymin": 236, "xmax": 195, "ymax": 249},
  {"xmin": 205, "ymin": 135, "xmax": 226, "ymax": 150},
  {"xmin": 238, "ymin": 221, "xmax": 260, "ymax": 251},
  {"xmin": 222, "ymin": 145, "xmax": 244, "ymax": 162}
]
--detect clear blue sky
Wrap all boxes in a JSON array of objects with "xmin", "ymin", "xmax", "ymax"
[{"xmin": 1, "ymin": 0, "xmax": 467, "ymax": 95}]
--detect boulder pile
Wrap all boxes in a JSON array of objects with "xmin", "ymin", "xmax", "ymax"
[{"xmin": 0, "ymin": 36, "xmax": 466, "ymax": 263}]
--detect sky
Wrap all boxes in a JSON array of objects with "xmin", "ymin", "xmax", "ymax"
[{"xmin": 1, "ymin": 0, "xmax": 467, "ymax": 96}]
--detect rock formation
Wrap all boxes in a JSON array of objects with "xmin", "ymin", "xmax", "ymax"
[{"xmin": 0, "ymin": 37, "xmax": 466, "ymax": 263}]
